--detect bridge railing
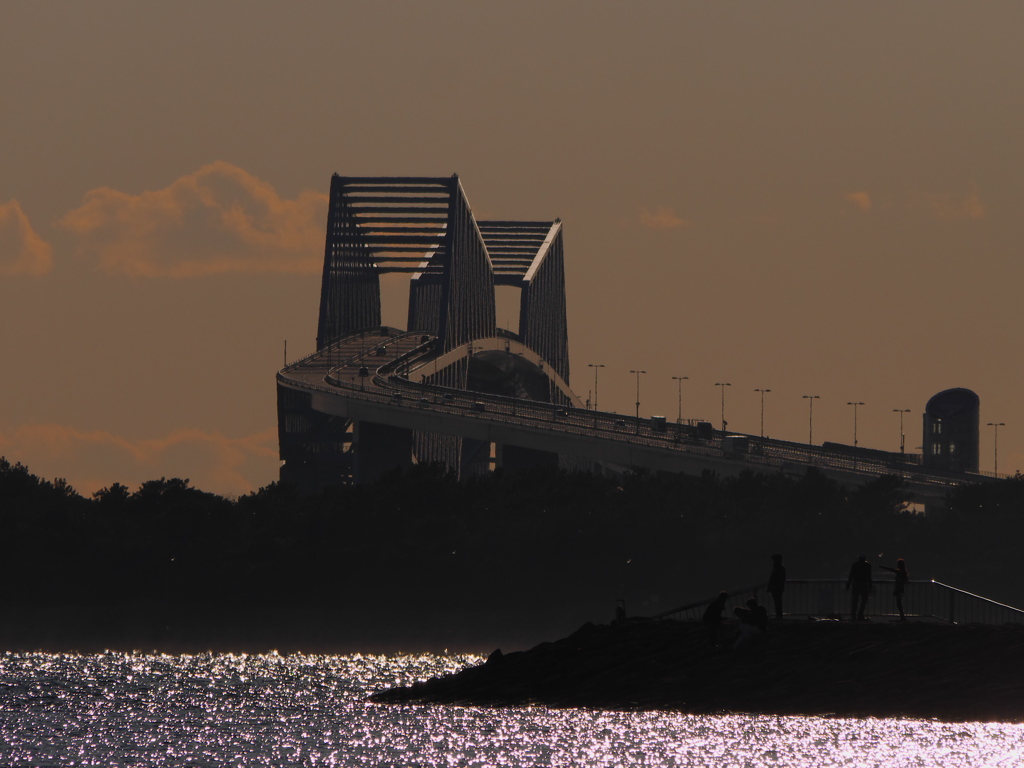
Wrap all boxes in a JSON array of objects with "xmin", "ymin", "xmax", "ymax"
[
  {"xmin": 282, "ymin": 327, "xmax": 396, "ymax": 374},
  {"xmin": 654, "ymin": 579, "xmax": 1024, "ymax": 626},
  {"xmin": 280, "ymin": 329, "xmax": 994, "ymax": 490}
]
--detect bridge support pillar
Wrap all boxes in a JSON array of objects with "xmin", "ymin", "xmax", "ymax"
[
  {"xmin": 353, "ymin": 421, "xmax": 413, "ymax": 484},
  {"xmin": 460, "ymin": 438, "xmax": 492, "ymax": 478},
  {"xmin": 494, "ymin": 443, "xmax": 559, "ymax": 472}
]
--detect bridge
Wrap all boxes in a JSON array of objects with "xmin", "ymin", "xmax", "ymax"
[{"xmin": 277, "ymin": 174, "xmax": 991, "ymax": 503}]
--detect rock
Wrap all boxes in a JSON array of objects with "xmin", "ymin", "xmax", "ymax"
[{"xmin": 368, "ymin": 619, "xmax": 1024, "ymax": 722}]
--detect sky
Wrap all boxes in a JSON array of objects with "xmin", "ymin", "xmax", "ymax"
[{"xmin": 2, "ymin": 2, "xmax": 1023, "ymax": 497}]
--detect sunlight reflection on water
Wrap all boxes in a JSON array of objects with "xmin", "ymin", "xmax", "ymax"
[{"xmin": 1, "ymin": 651, "xmax": 1022, "ymax": 767}]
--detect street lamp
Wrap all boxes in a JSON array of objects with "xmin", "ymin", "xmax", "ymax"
[
  {"xmin": 893, "ymin": 409, "xmax": 910, "ymax": 454},
  {"xmin": 847, "ymin": 402, "xmax": 865, "ymax": 447},
  {"xmin": 754, "ymin": 388, "xmax": 771, "ymax": 438},
  {"xmin": 802, "ymin": 395, "xmax": 820, "ymax": 445},
  {"xmin": 672, "ymin": 376, "xmax": 689, "ymax": 424},
  {"xmin": 714, "ymin": 382, "xmax": 731, "ymax": 432},
  {"xmin": 588, "ymin": 364, "xmax": 605, "ymax": 411},
  {"xmin": 630, "ymin": 369, "xmax": 646, "ymax": 432},
  {"xmin": 987, "ymin": 422, "xmax": 1006, "ymax": 475}
]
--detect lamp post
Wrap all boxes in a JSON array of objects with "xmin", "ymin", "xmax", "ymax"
[
  {"xmin": 672, "ymin": 376, "xmax": 689, "ymax": 424},
  {"xmin": 714, "ymin": 382, "xmax": 731, "ymax": 433},
  {"xmin": 847, "ymin": 402, "xmax": 865, "ymax": 447},
  {"xmin": 893, "ymin": 409, "xmax": 910, "ymax": 454},
  {"xmin": 987, "ymin": 422, "xmax": 1006, "ymax": 475},
  {"xmin": 754, "ymin": 388, "xmax": 771, "ymax": 438},
  {"xmin": 589, "ymin": 363, "xmax": 605, "ymax": 428},
  {"xmin": 588, "ymin": 364, "xmax": 605, "ymax": 411},
  {"xmin": 630, "ymin": 369, "xmax": 646, "ymax": 433},
  {"xmin": 803, "ymin": 395, "xmax": 820, "ymax": 446}
]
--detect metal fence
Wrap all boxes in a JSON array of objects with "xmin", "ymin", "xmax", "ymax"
[{"xmin": 655, "ymin": 579, "xmax": 1024, "ymax": 626}]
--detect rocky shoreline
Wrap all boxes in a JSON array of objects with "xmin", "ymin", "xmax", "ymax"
[{"xmin": 369, "ymin": 618, "xmax": 1024, "ymax": 723}]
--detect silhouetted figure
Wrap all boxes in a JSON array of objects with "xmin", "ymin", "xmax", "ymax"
[
  {"xmin": 733, "ymin": 597, "xmax": 768, "ymax": 647},
  {"xmin": 702, "ymin": 592, "xmax": 729, "ymax": 647},
  {"xmin": 881, "ymin": 558, "xmax": 909, "ymax": 621},
  {"xmin": 846, "ymin": 554, "xmax": 873, "ymax": 621},
  {"xmin": 768, "ymin": 554, "xmax": 787, "ymax": 619},
  {"xmin": 615, "ymin": 599, "xmax": 626, "ymax": 623}
]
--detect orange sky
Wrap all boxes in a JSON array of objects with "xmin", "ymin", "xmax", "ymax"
[{"xmin": 2, "ymin": 2, "xmax": 1023, "ymax": 496}]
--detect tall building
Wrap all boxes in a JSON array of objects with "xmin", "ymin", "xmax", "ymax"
[{"xmin": 922, "ymin": 388, "xmax": 980, "ymax": 473}]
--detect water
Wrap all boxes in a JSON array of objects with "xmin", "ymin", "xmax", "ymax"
[{"xmin": 2, "ymin": 651, "xmax": 1023, "ymax": 767}]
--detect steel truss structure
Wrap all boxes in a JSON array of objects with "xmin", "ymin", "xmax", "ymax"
[{"xmin": 280, "ymin": 174, "xmax": 573, "ymax": 488}]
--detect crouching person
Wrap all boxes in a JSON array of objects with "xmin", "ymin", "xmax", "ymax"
[
  {"xmin": 733, "ymin": 598, "xmax": 768, "ymax": 648},
  {"xmin": 702, "ymin": 592, "xmax": 730, "ymax": 648}
]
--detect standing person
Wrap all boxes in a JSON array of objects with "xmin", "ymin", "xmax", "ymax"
[
  {"xmin": 768, "ymin": 554, "xmax": 787, "ymax": 619},
  {"xmin": 846, "ymin": 554, "xmax": 873, "ymax": 621},
  {"xmin": 702, "ymin": 592, "xmax": 729, "ymax": 648},
  {"xmin": 881, "ymin": 558, "xmax": 909, "ymax": 621}
]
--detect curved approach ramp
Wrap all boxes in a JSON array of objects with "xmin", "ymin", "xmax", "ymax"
[{"xmin": 278, "ymin": 325, "xmax": 983, "ymax": 505}]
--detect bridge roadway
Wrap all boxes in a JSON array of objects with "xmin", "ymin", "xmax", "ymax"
[{"xmin": 278, "ymin": 328, "xmax": 988, "ymax": 503}]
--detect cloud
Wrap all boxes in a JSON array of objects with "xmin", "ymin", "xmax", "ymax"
[
  {"xmin": 637, "ymin": 206, "xmax": 691, "ymax": 230},
  {"xmin": 927, "ymin": 185, "xmax": 986, "ymax": 221},
  {"xmin": 844, "ymin": 192, "xmax": 873, "ymax": 212},
  {"xmin": 58, "ymin": 162, "xmax": 328, "ymax": 277},
  {"xmin": 0, "ymin": 200, "xmax": 54, "ymax": 276},
  {"xmin": 0, "ymin": 424, "xmax": 279, "ymax": 498}
]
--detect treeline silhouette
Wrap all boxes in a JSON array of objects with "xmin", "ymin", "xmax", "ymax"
[{"xmin": 3, "ymin": 456, "xmax": 1024, "ymax": 649}]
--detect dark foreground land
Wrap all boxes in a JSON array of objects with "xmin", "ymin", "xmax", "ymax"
[
  {"xmin": 8, "ymin": 457, "xmax": 1024, "ymax": 658},
  {"xmin": 370, "ymin": 618, "xmax": 1024, "ymax": 723}
]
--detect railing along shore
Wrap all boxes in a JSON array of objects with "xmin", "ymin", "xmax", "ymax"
[{"xmin": 655, "ymin": 579, "xmax": 1024, "ymax": 626}]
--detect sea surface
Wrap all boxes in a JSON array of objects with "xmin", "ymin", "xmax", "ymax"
[{"xmin": 2, "ymin": 651, "xmax": 1023, "ymax": 767}]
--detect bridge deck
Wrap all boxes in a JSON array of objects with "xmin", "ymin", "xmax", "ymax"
[{"xmin": 279, "ymin": 329, "xmax": 993, "ymax": 502}]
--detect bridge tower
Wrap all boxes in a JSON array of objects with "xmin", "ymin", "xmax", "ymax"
[{"xmin": 278, "ymin": 174, "xmax": 573, "ymax": 490}]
